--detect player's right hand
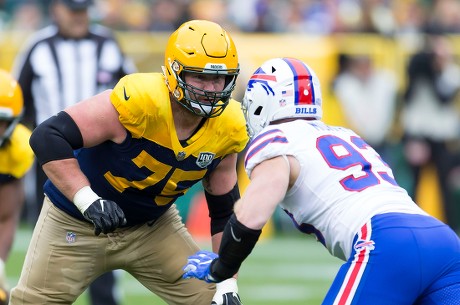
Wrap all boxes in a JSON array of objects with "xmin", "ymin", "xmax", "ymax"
[{"xmin": 83, "ymin": 198, "xmax": 127, "ymax": 236}]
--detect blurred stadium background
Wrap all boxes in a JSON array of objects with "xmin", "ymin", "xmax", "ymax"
[{"xmin": 2, "ymin": 0, "xmax": 459, "ymax": 303}]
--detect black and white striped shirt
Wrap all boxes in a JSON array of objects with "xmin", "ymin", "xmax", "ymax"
[{"xmin": 13, "ymin": 24, "xmax": 136, "ymax": 127}]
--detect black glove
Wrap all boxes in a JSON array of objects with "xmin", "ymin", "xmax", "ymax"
[
  {"xmin": 211, "ymin": 292, "xmax": 243, "ymax": 305},
  {"xmin": 83, "ymin": 198, "xmax": 127, "ymax": 236}
]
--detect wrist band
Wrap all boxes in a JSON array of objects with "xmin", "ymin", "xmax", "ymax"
[{"xmin": 73, "ymin": 186, "xmax": 100, "ymax": 213}]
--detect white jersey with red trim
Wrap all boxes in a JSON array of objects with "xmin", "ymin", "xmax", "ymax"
[{"xmin": 244, "ymin": 120, "xmax": 427, "ymax": 260}]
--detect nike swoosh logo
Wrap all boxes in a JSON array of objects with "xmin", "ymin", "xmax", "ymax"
[
  {"xmin": 230, "ymin": 226, "xmax": 241, "ymax": 242},
  {"xmin": 123, "ymin": 87, "xmax": 130, "ymax": 101}
]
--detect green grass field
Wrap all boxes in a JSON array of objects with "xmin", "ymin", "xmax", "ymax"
[{"xmin": 7, "ymin": 226, "xmax": 342, "ymax": 305}]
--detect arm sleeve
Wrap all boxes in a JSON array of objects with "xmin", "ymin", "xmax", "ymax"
[{"xmin": 29, "ymin": 111, "xmax": 83, "ymax": 165}]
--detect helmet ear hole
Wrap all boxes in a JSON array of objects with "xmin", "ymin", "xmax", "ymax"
[{"xmin": 254, "ymin": 106, "xmax": 263, "ymax": 115}]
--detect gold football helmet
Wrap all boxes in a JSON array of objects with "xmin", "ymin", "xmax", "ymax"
[
  {"xmin": 163, "ymin": 20, "xmax": 239, "ymax": 118},
  {"xmin": 0, "ymin": 69, "xmax": 24, "ymax": 147}
]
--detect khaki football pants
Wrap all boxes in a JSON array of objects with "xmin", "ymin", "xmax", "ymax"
[{"xmin": 10, "ymin": 197, "xmax": 215, "ymax": 304}]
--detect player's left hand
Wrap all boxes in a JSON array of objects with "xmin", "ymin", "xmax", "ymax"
[
  {"xmin": 183, "ymin": 252, "xmax": 243, "ymax": 304},
  {"xmin": 212, "ymin": 278, "xmax": 242, "ymax": 305},
  {"xmin": 183, "ymin": 250, "xmax": 218, "ymax": 283}
]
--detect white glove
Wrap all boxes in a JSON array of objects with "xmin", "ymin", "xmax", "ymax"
[{"xmin": 211, "ymin": 278, "xmax": 242, "ymax": 305}]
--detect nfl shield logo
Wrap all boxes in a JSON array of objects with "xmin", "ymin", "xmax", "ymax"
[
  {"xmin": 176, "ymin": 151, "xmax": 186, "ymax": 161},
  {"xmin": 66, "ymin": 232, "xmax": 76, "ymax": 244},
  {"xmin": 196, "ymin": 152, "xmax": 215, "ymax": 168}
]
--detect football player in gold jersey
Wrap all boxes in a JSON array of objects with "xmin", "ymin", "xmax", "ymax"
[
  {"xmin": 0, "ymin": 70, "xmax": 34, "ymax": 305},
  {"xmin": 11, "ymin": 20, "xmax": 248, "ymax": 305}
]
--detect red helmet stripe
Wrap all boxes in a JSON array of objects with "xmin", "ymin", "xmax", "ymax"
[
  {"xmin": 283, "ymin": 58, "xmax": 314, "ymax": 105},
  {"xmin": 249, "ymin": 74, "xmax": 277, "ymax": 81}
]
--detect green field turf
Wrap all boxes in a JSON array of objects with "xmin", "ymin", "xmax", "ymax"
[{"xmin": 8, "ymin": 226, "xmax": 342, "ymax": 305}]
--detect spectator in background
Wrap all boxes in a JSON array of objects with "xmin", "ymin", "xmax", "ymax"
[
  {"xmin": 401, "ymin": 33, "xmax": 460, "ymax": 232},
  {"xmin": 283, "ymin": 0, "xmax": 336, "ymax": 34},
  {"xmin": 7, "ymin": 1, "xmax": 44, "ymax": 31},
  {"xmin": 0, "ymin": 70, "xmax": 34, "ymax": 305},
  {"xmin": 425, "ymin": 0, "xmax": 460, "ymax": 34},
  {"xmin": 12, "ymin": 0, "xmax": 136, "ymax": 304},
  {"xmin": 148, "ymin": 0, "xmax": 190, "ymax": 31},
  {"xmin": 187, "ymin": 0, "xmax": 232, "ymax": 30},
  {"xmin": 333, "ymin": 53, "xmax": 398, "ymax": 164}
]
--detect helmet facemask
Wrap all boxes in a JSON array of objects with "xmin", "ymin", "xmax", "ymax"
[
  {"xmin": 242, "ymin": 83, "xmax": 270, "ymax": 139},
  {"xmin": 0, "ymin": 69, "xmax": 24, "ymax": 147},
  {"xmin": 171, "ymin": 60, "xmax": 239, "ymax": 118},
  {"xmin": 0, "ymin": 115, "xmax": 22, "ymax": 147}
]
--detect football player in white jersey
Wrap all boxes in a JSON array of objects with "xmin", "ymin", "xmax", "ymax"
[{"xmin": 183, "ymin": 57, "xmax": 460, "ymax": 304}]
